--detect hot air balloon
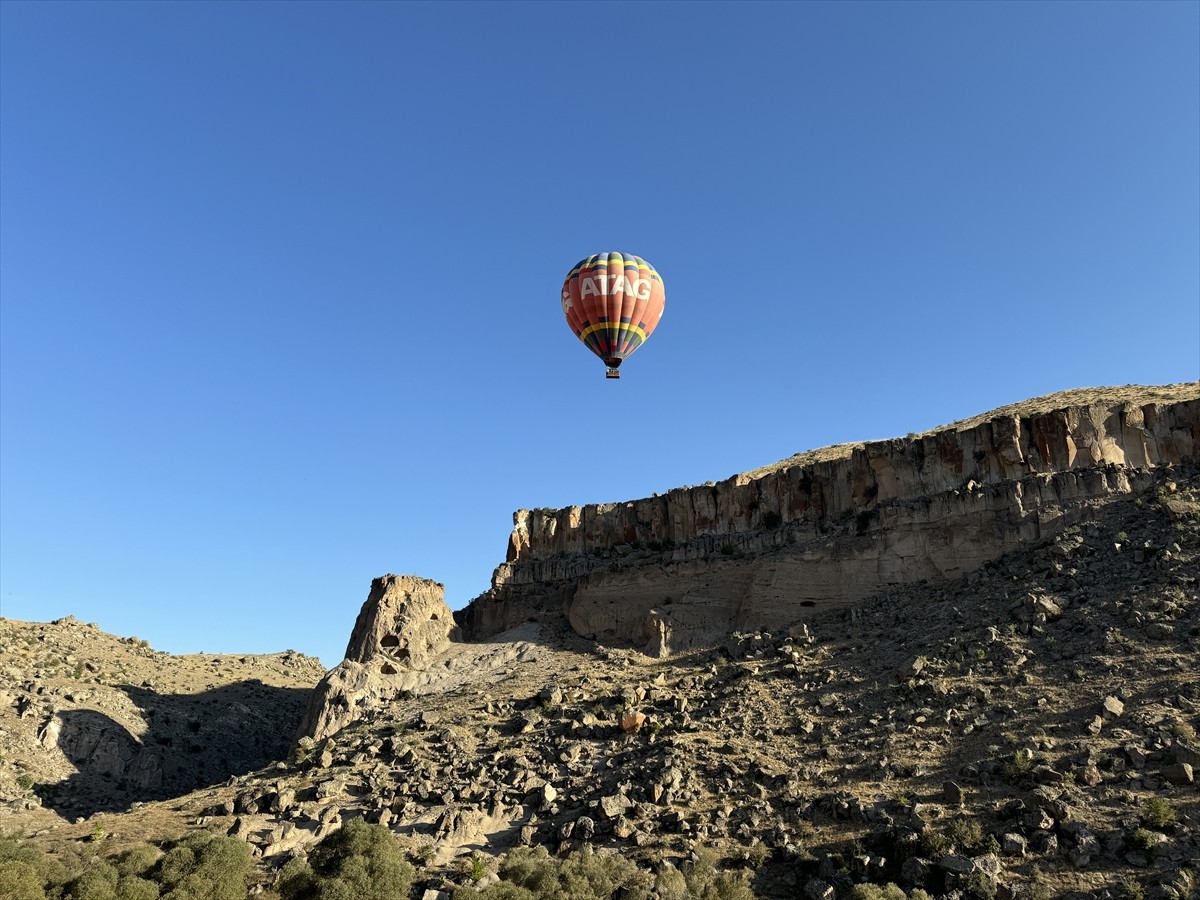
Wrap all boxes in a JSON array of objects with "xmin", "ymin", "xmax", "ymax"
[{"xmin": 561, "ymin": 252, "xmax": 665, "ymax": 379}]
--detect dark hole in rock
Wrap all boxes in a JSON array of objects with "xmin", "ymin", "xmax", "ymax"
[
  {"xmin": 380, "ymin": 663, "xmax": 398, "ymax": 675},
  {"xmin": 380, "ymin": 634, "xmax": 400, "ymax": 648},
  {"xmin": 800, "ymin": 601, "xmax": 816, "ymax": 608}
]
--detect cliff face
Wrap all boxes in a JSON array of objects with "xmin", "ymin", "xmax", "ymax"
[
  {"xmin": 458, "ymin": 385, "xmax": 1200, "ymax": 654},
  {"xmin": 298, "ymin": 575, "xmax": 458, "ymax": 742}
]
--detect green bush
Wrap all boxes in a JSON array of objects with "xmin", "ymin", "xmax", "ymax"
[
  {"xmin": 1002, "ymin": 751, "xmax": 1033, "ymax": 781},
  {"xmin": 464, "ymin": 884, "xmax": 536, "ymax": 900},
  {"xmin": 654, "ymin": 864, "xmax": 688, "ymax": 900},
  {"xmin": 113, "ymin": 845, "xmax": 160, "ymax": 879},
  {"xmin": 155, "ymin": 831, "xmax": 253, "ymax": 900},
  {"xmin": 1131, "ymin": 829, "xmax": 1161, "ymax": 852},
  {"xmin": 1141, "ymin": 796, "xmax": 1176, "ymax": 828},
  {"xmin": 466, "ymin": 855, "xmax": 488, "ymax": 882},
  {"xmin": 962, "ymin": 872, "xmax": 997, "ymax": 900},
  {"xmin": 0, "ymin": 859, "xmax": 47, "ymax": 900},
  {"xmin": 469, "ymin": 846, "xmax": 649, "ymax": 900},
  {"xmin": 0, "ymin": 832, "xmax": 81, "ymax": 900},
  {"xmin": 65, "ymin": 862, "xmax": 118, "ymax": 900},
  {"xmin": 692, "ymin": 870, "xmax": 755, "ymax": 900},
  {"xmin": 944, "ymin": 818, "xmax": 985, "ymax": 854},
  {"xmin": 279, "ymin": 818, "xmax": 413, "ymax": 900},
  {"xmin": 654, "ymin": 850, "xmax": 754, "ymax": 900},
  {"xmin": 919, "ymin": 830, "xmax": 952, "ymax": 858},
  {"xmin": 115, "ymin": 877, "xmax": 159, "ymax": 900},
  {"xmin": 848, "ymin": 886, "xmax": 906, "ymax": 900}
]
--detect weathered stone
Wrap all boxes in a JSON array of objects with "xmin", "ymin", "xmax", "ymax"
[
  {"xmin": 1172, "ymin": 741, "xmax": 1200, "ymax": 768},
  {"xmin": 1075, "ymin": 764, "xmax": 1102, "ymax": 786},
  {"xmin": 939, "ymin": 854, "xmax": 976, "ymax": 874},
  {"xmin": 598, "ymin": 793, "xmax": 632, "ymax": 819},
  {"xmin": 973, "ymin": 854, "xmax": 1002, "ymax": 879},
  {"xmin": 1102, "ymin": 696, "xmax": 1125, "ymax": 719},
  {"xmin": 1161, "ymin": 762, "xmax": 1194, "ymax": 785},
  {"xmin": 1030, "ymin": 596, "xmax": 1063, "ymax": 622},
  {"xmin": 619, "ymin": 710, "xmax": 646, "ymax": 734},
  {"xmin": 574, "ymin": 815, "xmax": 595, "ymax": 840},
  {"xmin": 900, "ymin": 856, "xmax": 930, "ymax": 887},
  {"xmin": 1001, "ymin": 833, "xmax": 1028, "ymax": 856},
  {"xmin": 1029, "ymin": 830, "xmax": 1058, "ymax": 854},
  {"xmin": 298, "ymin": 576, "xmax": 458, "ymax": 742},
  {"xmin": 1126, "ymin": 745, "xmax": 1150, "ymax": 768},
  {"xmin": 611, "ymin": 816, "xmax": 635, "ymax": 839},
  {"xmin": 343, "ymin": 575, "xmax": 458, "ymax": 669},
  {"xmin": 943, "ymin": 780, "xmax": 964, "ymax": 805}
]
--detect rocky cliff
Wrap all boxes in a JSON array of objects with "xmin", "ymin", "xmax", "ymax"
[
  {"xmin": 298, "ymin": 574, "xmax": 459, "ymax": 742},
  {"xmin": 458, "ymin": 384, "xmax": 1200, "ymax": 654}
]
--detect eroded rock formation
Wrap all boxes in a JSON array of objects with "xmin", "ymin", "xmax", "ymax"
[
  {"xmin": 299, "ymin": 575, "xmax": 458, "ymax": 741},
  {"xmin": 458, "ymin": 385, "xmax": 1200, "ymax": 655}
]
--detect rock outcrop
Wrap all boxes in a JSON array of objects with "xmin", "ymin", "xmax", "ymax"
[
  {"xmin": 343, "ymin": 573, "xmax": 457, "ymax": 671},
  {"xmin": 459, "ymin": 385, "xmax": 1200, "ymax": 655},
  {"xmin": 298, "ymin": 574, "xmax": 458, "ymax": 742}
]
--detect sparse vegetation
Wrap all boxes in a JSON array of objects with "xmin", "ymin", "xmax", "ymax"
[
  {"xmin": 1172, "ymin": 720, "xmax": 1197, "ymax": 742},
  {"xmin": 1140, "ymin": 796, "xmax": 1177, "ymax": 828},
  {"xmin": 467, "ymin": 854, "xmax": 488, "ymax": 882},
  {"xmin": 1002, "ymin": 749, "xmax": 1033, "ymax": 781},
  {"xmin": 1131, "ymin": 828, "xmax": 1162, "ymax": 852}
]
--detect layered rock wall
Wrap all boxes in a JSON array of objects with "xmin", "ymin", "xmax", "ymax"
[{"xmin": 459, "ymin": 387, "xmax": 1200, "ymax": 654}]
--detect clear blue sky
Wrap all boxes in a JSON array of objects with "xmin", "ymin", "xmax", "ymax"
[{"xmin": 2, "ymin": 1, "xmax": 1197, "ymax": 667}]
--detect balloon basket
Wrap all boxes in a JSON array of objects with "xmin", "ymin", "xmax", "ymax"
[{"xmin": 605, "ymin": 368, "xmax": 621, "ymax": 380}]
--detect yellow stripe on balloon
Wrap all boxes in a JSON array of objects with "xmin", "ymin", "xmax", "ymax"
[{"xmin": 579, "ymin": 322, "xmax": 648, "ymax": 342}]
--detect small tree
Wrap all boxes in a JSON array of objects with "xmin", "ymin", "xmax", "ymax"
[
  {"xmin": 155, "ymin": 831, "xmax": 253, "ymax": 900},
  {"xmin": 279, "ymin": 819, "xmax": 413, "ymax": 900}
]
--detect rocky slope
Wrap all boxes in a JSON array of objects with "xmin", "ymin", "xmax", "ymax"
[
  {"xmin": 459, "ymin": 384, "xmax": 1200, "ymax": 658},
  {"xmin": 2, "ymin": 384, "xmax": 1197, "ymax": 900},
  {"xmin": 0, "ymin": 617, "xmax": 325, "ymax": 824}
]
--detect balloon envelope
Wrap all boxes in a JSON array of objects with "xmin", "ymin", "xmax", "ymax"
[{"xmin": 561, "ymin": 252, "xmax": 665, "ymax": 377}]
